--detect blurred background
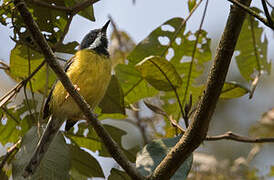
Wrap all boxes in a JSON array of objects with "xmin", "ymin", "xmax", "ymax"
[{"xmin": 1, "ymin": 0, "xmax": 274, "ymax": 179}]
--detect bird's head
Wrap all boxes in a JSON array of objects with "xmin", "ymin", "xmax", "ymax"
[{"xmin": 79, "ymin": 20, "xmax": 110, "ymax": 56}]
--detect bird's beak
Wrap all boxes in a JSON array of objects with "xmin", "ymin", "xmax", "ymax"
[{"xmin": 101, "ymin": 20, "xmax": 111, "ymax": 34}]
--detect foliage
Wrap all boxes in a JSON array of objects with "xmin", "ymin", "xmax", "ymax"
[
  {"xmin": 0, "ymin": 0, "xmax": 273, "ymax": 179},
  {"xmin": 235, "ymin": 8, "xmax": 271, "ymax": 82},
  {"xmin": 136, "ymin": 136, "xmax": 193, "ymax": 180}
]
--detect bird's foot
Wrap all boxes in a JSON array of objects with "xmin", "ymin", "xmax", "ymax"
[{"xmin": 65, "ymin": 84, "xmax": 80, "ymax": 100}]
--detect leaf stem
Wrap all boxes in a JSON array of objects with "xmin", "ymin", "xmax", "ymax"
[{"xmin": 182, "ymin": 0, "xmax": 209, "ymax": 106}]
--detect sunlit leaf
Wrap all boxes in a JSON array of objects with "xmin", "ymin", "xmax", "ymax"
[
  {"xmin": 115, "ymin": 64, "xmax": 157, "ymax": 104},
  {"xmin": 220, "ymin": 82, "xmax": 249, "ymax": 99},
  {"xmin": 12, "ymin": 127, "xmax": 70, "ymax": 180},
  {"xmin": 188, "ymin": 0, "xmax": 196, "ymax": 12},
  {"xmin": 0, "ymin": 101, "xmax": 36, "ymax": 145},
  {"xmin": 9, "ymin": 45, "xmax": 56, "ymax": 92},
  {"xmin": 161, "ymin": 29, "xmax": 211, "ymax": 119},
  {"xmin": 236, "ymin": 12, "xmax": 271, "ymax": 82},
  {"xmin": 136, "ymin": 56, "xmax": 182, "ymax": 91},
  {"xmin": 136, "ymin": 135, "xmax": 193, "ymax": 179},
  {"xmin": 116, "ymin": 18, "xmax": 187, "ymax": 104}
]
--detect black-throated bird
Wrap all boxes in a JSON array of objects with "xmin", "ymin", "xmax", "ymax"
[{"xmin": 23, "ymin": 20, "xmax": 112, "ymax": 177}]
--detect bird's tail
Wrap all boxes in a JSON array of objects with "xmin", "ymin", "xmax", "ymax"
[{"xmin": 23, "ymin": 114, "xmax": 65, "ymax": 178}]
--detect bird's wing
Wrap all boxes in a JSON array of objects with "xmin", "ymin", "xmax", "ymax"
[{"xmin": 42, "ymin": 56, "xmax": 76, "ymax": 119}]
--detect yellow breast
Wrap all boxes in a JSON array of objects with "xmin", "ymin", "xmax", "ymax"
[{"xmin": 50, "ymin": 49, "xmax": 111, "ymax": 118}]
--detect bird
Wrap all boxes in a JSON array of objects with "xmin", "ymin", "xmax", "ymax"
[{"xmin": 23, "ymin": 20, "xmax": 112, "ymax": 177}]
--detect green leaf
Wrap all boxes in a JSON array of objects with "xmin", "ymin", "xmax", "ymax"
[
  {"xmin": 235, "ymin": 13, "xmax": 271, "ymax": 82},
  {"xmin": 188, "ymin": 0, "xmax": 196, "ymax": 12},
  {"xmin": 9, "ymin": 45, "xmax": 56, "ymax": 92},
  {"xmin": 128, "ymin": 18, "xmax": 186, "ymax": 65},
  {"xmin": 12, "ymin": 127, "xmax": 70, "ymax": 180},
  {"xmin": 64, "ymin": 0, "xmax": 95, "ymax": 21},
  {"xmin": 108, "ymin": 168, "xmax": 130, "ymax": 180},
  {"xmin": 135, "ymin": 56, "xmax": 182, "ymax": 91},
  {"xmin": 161, "ymin": 29, "xmax": 211, "ymax": 119},
  {"xmin": 55, "ymin": 41, "xmax": 79, "ymax": 54},
  {"xmin": 136, "ymin": 136, "xmax": 193, "ymax": 179},
  {"xmin": 5, "ymin": 0, "xmax": 69, "ymax": 45},
  {"xmin": 116, "ymin": 18, "xmax": 186, "ymax": 104},
  {"xmin": 99, "ymin": 75, "xmax": 125, "ymax": 114},
  {"xmin": 70, "ymin": 144, "xmax": 104, "ymax": 178},
  {"xmin": 220, "ymin": 82, "xmax": 249, "ymax": 99},
  {"xmin": 0, "ymin": 115, "xmax": 20, "ymax": 145},
  {"xmin": 66, "ymin": 123, "xmax": 138, "ymax": 162},
  {"xmin": 115, "ymin": 64, "xmax": 157, "ymax": 104}
]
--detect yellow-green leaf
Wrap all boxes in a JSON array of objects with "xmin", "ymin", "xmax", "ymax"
[
  {"xmin": 136, "ymin": 56, "xmax": 182, "ymax": 91},
  {"xmin": 188, "ymin": 0, "xmax": 196, "ymax": 12},
  {"xmin": 220, "ymin": 82, "xmax": 249, "ymax": 99},
  {"xmin": 236, "ymin": 11, "xmax": 271, "ymax": 82}
]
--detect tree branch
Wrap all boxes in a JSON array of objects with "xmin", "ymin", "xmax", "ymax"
[
  {"xmin": 53, "ymin": 15, "xmax": 74, "ymax": 51},
  {"xmin": 261, "ymin": 0, "xmax": 274, "ymax": 27},
  {"xmin": 149, "ymin": 0, "xmax": 252, "ymax": 179},
  {"xmin": 165, "ymin": 111, "xmax": 274, "ymax": 143},
  {"xmin": 13, "ymin": 1, "xmax": 144, "ymax": 179},
  {"xmin": 206, "ymin": 132, "xmax": 274, "ymax": 143},
  {"xmin": 226, "ymin": 0, "xmax": 274, "ymax": 30},
  {"xmin": 0, "ymin": 139, "xmax": 21, "ymax": 169}
]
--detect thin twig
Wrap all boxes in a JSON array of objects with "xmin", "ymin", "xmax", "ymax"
[
  {"xmin": 0, "ymin": 60, "xmax": 46, "ymax": 108},
  {"xmin": 265, "ymin": 0, "xmax": 274, "ymax": 9},
  {"xmin": 206, "ymin": 132, "xmax": 274, "ymax": 143},
  {"xmin": 160, "ymin": 0, "xmax": 203, "ymax": 127},
  {"xmin": 1, "ymin": 107, "xmax": 20, "ymax": 124},
  {"xmin": 226, "ymin": 0, "xmax": 274, "ymax": 30},
  {"xmin": 14, "ymin": 1, "xmax": 144, "ymax": 179},
  {"xmin": 38, "ymin": 63, "xmax": 49, "ymax": 137},
  {"xmin": 0, "ymin": 60, "xmax": 9, "ymax": 71},
  {"xmin": 53, "ymin": 15, "xmax": 73, "ymax": 51},
  {"xmin": 261, "ymin": 0, "xmax": 274, "ymax": 27},
  {"xmin": 248, "ymin": 15, "xmax": 261, "ymax": 99},
  {"xmin": 160, "ymin": 0, "xmax": 203, "ymax": 57},
  {"xmin": 0, "ymin": 139, "xmax": 21, "ymax": 169},
  {"xmin": 149, "ymin": 59, "xmax": 187, "ymax": 127},
  {"xmin": 182, "ymin": 0, "xmax": 209, "ymax": 120},
  {"xmin": 167, "ymin": 116, "xmax": 274, "ymax": 143},
  {"xmin": 134, "ymin": 103, "xmax": 149, "ymax": 145},
  {"xmin": 23, "ymin": 85, "xmax": 35, "ymax": 121}
]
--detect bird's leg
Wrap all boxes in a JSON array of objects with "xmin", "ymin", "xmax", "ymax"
[{"xmin": 65, "ymin": 84, "xmax": 80, "ymax": 100}]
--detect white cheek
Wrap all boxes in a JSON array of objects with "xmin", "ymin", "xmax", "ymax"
[{"xmin": 89, "ymin": 33, "xmax": 102, "ymax": 49}]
